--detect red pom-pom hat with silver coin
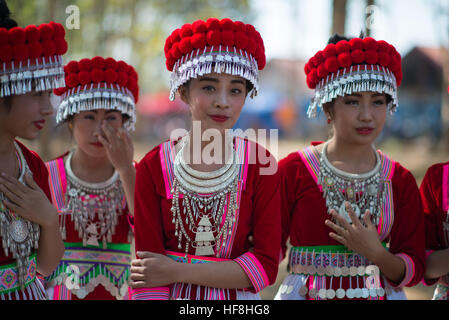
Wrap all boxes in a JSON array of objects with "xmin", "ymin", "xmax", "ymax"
[
  {"xmin": 0, "ymin": 21, "xmax": 68, "ymax": 97},
  {"xmin": 53, "ymin": 57, "xmax": 139, "ymax": 131},
  {"xmin": 164, "ymin": 18, "xmax": 266, "ymax": 101},
  {"xmin": 304, "ymin": 37, "xmax": 402, "ymax": 118}
]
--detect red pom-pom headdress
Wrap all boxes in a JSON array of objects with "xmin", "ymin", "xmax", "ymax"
[
  {"xmin": 165, "ymin": 18, "xmax": 266, "ymax": 101},
  {"xmin": 0, "ymin": 21, "xmax": 68, "ymax": 97},
  {"xmin": 304, "ymin": 37, "xmax": 402, "ymax": 118},
  {"xmin": 53, "ymin": 57, "xmax": 139, "ymax": 131}
]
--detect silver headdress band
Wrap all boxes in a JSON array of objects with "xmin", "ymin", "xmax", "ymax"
[
  {"xmin": 0, "ymin": 55, "xmax": 65, "ymax": 98},
  {"xmin": 307, "ymin": 64, "xmax": 398, "ymax": 118},
  {"xmin": 169, "ymin": 45, "xmax": 260, "ymax": 101},
  {"xmin": 56, "ymin": 83, "xmax": 136, "ymax": 131}
]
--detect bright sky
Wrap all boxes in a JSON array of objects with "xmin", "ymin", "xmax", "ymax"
[{"xmin": 252, "ymin": 0, "xmax": 449, "ymax": 61}]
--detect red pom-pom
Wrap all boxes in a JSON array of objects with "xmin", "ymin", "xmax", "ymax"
[
  {"xmin": 28, "ymin": 41, "xmax": 43, "ymax": 59},
  {"xmin": 179, "ymin": 37, "xmax": 193, "ymax": 55},
  {"xmin": 66, "ymin": 61, "xmax": 79, "ymax": 73},
  {"xmin": 206, "ymin": 30, "xmax": 221, "ymax": 46},
  {"xmin": 337, "ymin": 52, "xmax": 352, "ymax": 68},
  {"xmin": 25, "ymin": 25, "xmax": 40, "ymax": 42},
  {"xmin": 105, "ymin": 69, "xmax": 118, "ymax": 84},
  {"xmin": 91, "ymin": 69, "xmax": 104, "ymax": 82},
  {"xmin": 127, "ymin": 77, "xmax": 137, "ymax": 91},
  {"xmin": 164, "ymin": 35, "xmax": 173, "ymax": 54},
  {"xmin": 234, "ymin": 21, "xmax": 246, "ymax": 32},
  {"xmin": 206, "ymin": 18, "xmax": 220, "ymax": 31},
  {"xmin": 0, "ymin": 29, "xmax": 8, "ymax": 45},
  {"xmin": 311, "ymin": 51, "xmax": 324, "ymax": 67},
  {"xmin": 317, "ymin": 64, "xmax": 328, "ymax": 78},
  {"xmin": 117, "ymin": 72, "xmax": 128, "ymax": 86},
  {"xmin": 8, "ymin": 27, "xmax": 26, "ymax": 44},
  {"xmin": 192, "ymin": 20, "xmax": 207, "ymax": 33},
  {"xmin": 0, "ymin": 44, "xmax": 12, "ymax": 62},
  {"xmin": 191, "ymin": 33, "xmax": 206, "ymax": 49},
  {"xmin": 171, "ymin": 28, "xmax": 181, "ymax": 43},
  {"xmin": 378, "ymin": 52, "xmax": 391, "ymax": 67},
  {"xmin": 79, "ymin": 58, "xmax": 92, "ymax": 71},
  {"xmin": 104, "ymin": 57, "xmax": 117, "ymax": 70},
  {"xmin": 78, "ymin": 71, "xmax": 91, "ymax": 85},
  {"xmin": 117, "ymin": 60, "xmax": 128, "ymax": 72},
  {"xmin": 66, "ymin": 73, "xmax": 79, "ymax": 88},
  {"xmin": 363, "ymin": 37, "xmax": 378, "ymax": 51},
  {"xmin": 308, "ymin": 68, "xmax": 318, "ymax": 88},
  {"xmin": 38, "ymin": 23, "xmax": 54, "ymax": 40},
  {"xmin": 128, "ymin": 66, "xmax": 138, "ymax": 80},
  {"xmin": 257, "ymin": 54, "xmax": 266, "ymax": 70},
  {"xmin": 166, "ymin": 57, "xmax": 175, "ymax": 72},
  {"xmin": 377, "ymin": 40, "xmax": 390, "ymax": 53},
  {"xmin": 349, "ymin": 38, "xmax": 364, "ymax": 51},
  {"xmin": 365, "ymin": 50, "xmax": 378, "ymax": 65},
  {"xmin": 171, "ymin": 43, "xmax": 182, "ymax": 59},
  {"xmin": 234, "ymin": 31, "xmax": 248, "ymax": 49},
  {"xmin": 351, "ymin": 49, "xmax": 365, "ymax": 64},
  {"xmin": 92, "ymin": 56, "xmax": 106, "ymax": 70},
  {"xmin": 221, "ymin": 31, "xmax": 234, "ymax": 46},
  {"xmin": 304, "ymin": 62, "xmax": 311, "ymax": 75},
  {"xmin": 325, "ymin": 56, "xmax": 339, "ymax": 73},
  {"xmin": 50, "ymin": 22, "xmax": 65, "ymax": 38},
  {"xmin": 246, "ymin": 37, "xmax": 256, "ymax": 55},
  {"xmin": 12, "ymin": 43, "xmax": 29, "ymax": 61},
  {"xmin": 180, "ymin": 24, "xmax": 193, "ymax": 38},
  {"xmin": 53, "ymin": 87, "xmax": 65, "ymax": 96},
  {"xmin": 219, "ymin": 18, "xmax": 235, "ymax": 31},
  {"xmin": 323, "ymin": 44, "xmax": 337, "ymax": 59},
  {"xmin": 41, "ymin": 39, "xmax": 56, "ymax": 56},
  {"xmin": 335, "ymin": 40, "xmax": 350, "ymax": 54},
  {"xmin": 245, "ymin": 24, "xmax": 257, "ymax": 38},
  {"xmin": 54, "ymin": 38, "xmax": 68, "ymax": 55}
]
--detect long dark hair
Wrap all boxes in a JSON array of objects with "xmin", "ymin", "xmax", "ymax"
[{"xmin": 0, "ymin": 0, "xmax": 18, "ymax": 29}]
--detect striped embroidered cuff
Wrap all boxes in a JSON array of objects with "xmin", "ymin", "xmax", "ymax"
[
  {"xmin": 130, "ymin": 287, "xmax": 169, "ymax": 300},
  {"xmin": 393, "ymin": 253, "xmax": 415, "ymax": 287},
  {"xmin": 234, "ymin": 252, "xmax": 270, "ymax": 292}
]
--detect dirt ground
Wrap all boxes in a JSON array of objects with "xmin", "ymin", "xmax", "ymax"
[{"xmin": 26, "ymin": 136, "xmax": 447, "ymax": 300}]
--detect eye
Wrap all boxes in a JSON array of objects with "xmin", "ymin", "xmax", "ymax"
[
  {"xmin": 202, "ymin": 85, "xmax": 215, "ymax": 92},
  {"xmin": 106, "ymin": 115, "xmax": 118, "ymax": 121},
  {"xmin": 84, "ymin": 114, "xmax": 95, "ymax": 120},
  {"xmin": 373, "ymin": 99, "xmax": 386, "ymax": 106},
  {"xmin": 344, "ymin": 99, "xmax": 359, "ymax": 106},
  {"xmin": 231, "ymin": 88, "xmax": 243, "ymax": 95}
]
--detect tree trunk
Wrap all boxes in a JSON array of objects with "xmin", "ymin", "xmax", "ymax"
[
  {"xmin": 365, "ymin": 0, "xmax": 375, "ymax": 37},
  {"xmin": 332, "ymin": 0, "xmax": 347, "ymax": 36},
  {"xmin": 441, "ymin": 45, "xmax": 449, "ymax": 151}
]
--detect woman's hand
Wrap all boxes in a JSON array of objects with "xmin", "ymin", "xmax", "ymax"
[
  {"xmin": 325, "ymin": 201, "xmax": 384, "ymax": 262},
  {"xmin": 0, "ymin": 172, "xmax": 58, "ymax": 228},
  {"xmin": 96, "ymin": 120, "xmax": 134, "ymax": 175},
  {"xmin": 129, "ymin": 251, "xmax": 179, "ymax": 288}
]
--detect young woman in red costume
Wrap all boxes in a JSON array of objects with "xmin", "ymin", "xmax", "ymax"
[
  {"xmin": 0, "ymin": 0, "xmax": 68, "ymax": 300},
  {"xmin": 129, "ymin": 17, "xmax": 281, "ymax": 300},
  {"xmin": 43, "ymin": 57, "xmax": 138, "ymax": 300},
  {"xmin": 419, "ymin": 85, "xmax": 449, "ymax": 300},
  {"xmin": 275, "ymin": 34, "xmax": 425, "ymax": 300}
]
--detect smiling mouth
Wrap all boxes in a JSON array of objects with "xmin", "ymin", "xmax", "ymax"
[{"xmin": 209, "ymin": 115, "xmax": 229, "ymax": 122}]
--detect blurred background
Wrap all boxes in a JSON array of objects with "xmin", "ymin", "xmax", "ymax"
[{"xmin": 6, "ymin": 0, "xmax": 449, "ymax": 299}]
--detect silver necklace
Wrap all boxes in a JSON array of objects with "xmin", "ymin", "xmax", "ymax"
[
  {"xmin": 171, "ymin": 137, "xmax": 240, "ymax": 257},
  {"xmin": 0, "ymin": 142, "xmax": 40, "ymax": 290},
  {"xmin": 64, "ymin": 150, "xmax": 124, "ymax": 248},
  {"xmin": 318, "ymin": 141, "xmax": 384, "ymax": 225}
]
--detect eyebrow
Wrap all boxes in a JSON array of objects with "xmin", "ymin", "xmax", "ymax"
[
  {"xmin": 199, "ymin": 77, "xmax": 245, "ymax": 85},
  {"xmin": 346, "ymin": 93, "xmax": 385, "ymax": 98},
  {"xmin": 88, "ymin": 110, "xmax": 120, "ymax": 114}
]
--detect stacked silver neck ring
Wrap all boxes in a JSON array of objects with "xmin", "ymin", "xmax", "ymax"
[
  {"xmin": 0, "ymin": 142, "xmax": 40, "ymax": 290},
  {"xmin": 171, "ymin": 136, "xmax": 240, "ymax": 257}
]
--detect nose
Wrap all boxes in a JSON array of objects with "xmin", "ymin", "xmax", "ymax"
[
  {"xmin": 358, "ymin": 102, "xmax": 373, "ymax": 122},
  {"xmin": 214, "ymin": 88, "xmax": 230, "ymax": 109},
  {"xmin": 40, "ymin": 91, "xmax": 54, "ymax": 116}
]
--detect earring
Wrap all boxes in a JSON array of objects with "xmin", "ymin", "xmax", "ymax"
[{"xmin": 327, "ymin": 118, "xmax": 331, "ymax": 124}]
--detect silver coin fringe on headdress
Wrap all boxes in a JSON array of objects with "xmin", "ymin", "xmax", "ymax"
[
  {"xmin": 169, "ymin": 45, "xmax": 260, "ymax": 101},
  {"xmin": 307, "ymin": 64, "xmax": 399, "ymax": 118},
  {"xmin": 56, "ymin": 83, "xmax": 136, "ymax": 131},
  {"xmin": 0, "ymin": 55, "xmax": 65, "ymax": 98}
]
